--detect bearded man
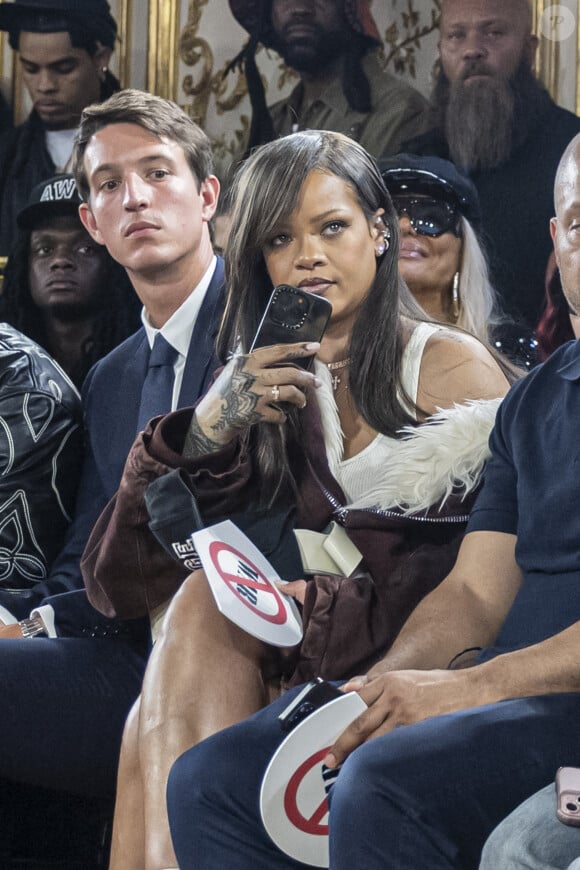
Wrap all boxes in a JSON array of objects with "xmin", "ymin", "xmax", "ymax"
[
  {"xmin": 227, "ymin": 0, "xmax": 429, "ymax": 162},
  {"xmin": 406, "ymin": 0, "xmax": 580, "ymax": 330}
]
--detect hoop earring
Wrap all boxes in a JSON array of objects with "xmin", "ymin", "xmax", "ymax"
[
  {"xmin": 451, "ymin": 271, "xmax": 461, "ymax": 321},
  {"xmin": 100, "ymin": 66, "xmax": 108, "ymax": 81}
]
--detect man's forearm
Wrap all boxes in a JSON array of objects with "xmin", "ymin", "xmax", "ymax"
[
  {"xmin": 367, "ymin": 531, "xmax": 522, "ymax": 678},
  {"xmin": 476, "ymin": 620, "xmax": 580, "ymax": 700},
  {"xmin": 326, "ymin": 621, "xmax": 580, "ymax": 769},
  {"xmin": 368, "ymin": 579, "xmax": 500, "ymax": 677}
]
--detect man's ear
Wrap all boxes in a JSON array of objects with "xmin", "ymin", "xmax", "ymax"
[
  {"xmin": 200, "ymin": 175, "xmax": 220, "ymax": 223},
  {"xmin": 527, "ymin": 34, "xmax": 539, "ymax": 69},
  {"xmin": 78, "ymin": 202, "xmax": 105, "ymax": 246},
  {"xmin": 93, "ymin": 42, "xmax": 113, "ymax": 76}
]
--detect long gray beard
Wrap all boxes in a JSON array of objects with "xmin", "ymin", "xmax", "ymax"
[
  {"xmin": 429, "ymin": 61, "xmax": 547, "ymax": 172},
  {"xmin": 445, "ymin": 76, "xmax": 514, "ymax": 171}
]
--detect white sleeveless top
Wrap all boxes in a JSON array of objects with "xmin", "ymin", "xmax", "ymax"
[{"xmin": 315, "ymin": 321, "xmax": 441, "ymax": 505}]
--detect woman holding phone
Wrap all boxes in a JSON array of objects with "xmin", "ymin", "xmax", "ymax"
[{"xmin": 82, "ymin": 130, "xmax": 512, "ymax": 869}]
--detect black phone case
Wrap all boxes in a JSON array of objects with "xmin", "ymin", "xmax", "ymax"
[
  {"xmin": 278, "ymin": 678, "xmax": 342, "ymax": 733},
  {"xmin": 250, "ymin": 285, "xmax": 332, "ymax": 370}
]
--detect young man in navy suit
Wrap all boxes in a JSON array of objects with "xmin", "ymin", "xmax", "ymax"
[{"xmin": 0, "ymin": 90, "xmax": 225, "ymax": 855}]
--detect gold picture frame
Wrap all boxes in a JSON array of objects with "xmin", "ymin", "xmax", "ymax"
[{"xmin": 146, "ymin": 0, "xmax": 181, "ymax": 100}]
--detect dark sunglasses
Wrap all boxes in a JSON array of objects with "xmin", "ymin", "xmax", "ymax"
[{"xmin": 391, "ymin": 195, "xmax": 462, "ymax": 238}]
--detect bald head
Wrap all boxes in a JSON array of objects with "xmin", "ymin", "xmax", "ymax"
[
  {"xmin": 550, "ymin": 134, "xmax": 580, "ymax": 315},
  {"xmin": 441, "ymin": 0, "xmax": 532, "ymax": 32},
  {"xmin": 554, "ymin": 134, "xmax": 580, "ymax": 214}
]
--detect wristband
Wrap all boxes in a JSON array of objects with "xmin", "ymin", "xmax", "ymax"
[{"xmin": 18, "ymin": 616, "xmax": 47, "ymax": 638}]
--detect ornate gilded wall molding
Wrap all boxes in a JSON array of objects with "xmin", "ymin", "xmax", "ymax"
[
  {"xmin": 147, "ymin": 0, "xmax": 180, "ymax": 99},
  {"xmin": 117, "ymin": 0, "xmax": 132, "ymax": 88},
  {"xmin": 532, "ymin": 0, "xmax": 560, "ymax": 103},
  {"xmin": 179, "ymin": 0, "xmax": 253, "ymax": 123},
  {"xmin": 179, "ymin": 0, "xmax": 214, "ymax": 123},
  {"xmin": 383, "ymin": 0, "xmax": 441, "ymax": 78},
  {"xmin": 177, "ymin": 0, "xmax": 258, "ymax": 166}
]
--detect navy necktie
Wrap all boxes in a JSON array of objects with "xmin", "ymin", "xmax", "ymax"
[{"xmin": 136, "ymin": 333, "xmax": 179, "ymax": 433}]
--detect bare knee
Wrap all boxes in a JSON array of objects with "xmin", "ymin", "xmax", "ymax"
[
  {"xmin": 155, "ymin": 570, "xmax": 215, "ymax": 641},
  {"xmin": 155, "ymin": 570, "xmax": 268, "ymax": 663}
]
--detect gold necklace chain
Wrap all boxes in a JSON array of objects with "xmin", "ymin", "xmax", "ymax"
[
  {"xmin": 326, "ymin": 357, "xmax": 352, "ymax": 371},
  {"xmin": 327, "ymin": 357, "xmax": 351, "ymax": 391}
]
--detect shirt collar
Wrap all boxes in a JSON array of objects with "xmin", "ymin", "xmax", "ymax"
[
  {"xmin": 141, "ymin": 256, "xmax": 217, "ymax": 357},
  {"xmin": 556, "ymin": 339, "xmax": 580, "ymax": 380},
  {"xmin": 288, "ymin": 52, "xmax": 379, "ymax": 120}
]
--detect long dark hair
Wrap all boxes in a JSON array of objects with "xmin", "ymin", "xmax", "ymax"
[
  {"xmin": 219, "ymin": 130, "xmax": 417, "ymax": 501},
  {"xmin": 0, "ymin": 228, "xmax": 141, "ymax": 387}
]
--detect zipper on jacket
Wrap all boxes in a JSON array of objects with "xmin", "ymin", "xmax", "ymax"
[{"xmin": 320, "ymin": 483, "xmax": 471, "ymax": 525}]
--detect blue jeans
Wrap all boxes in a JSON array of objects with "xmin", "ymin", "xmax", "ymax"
[
  {"xmin": 480, "ymin": 783, "xmax": 580, "ymax": 870},
  {"xmin": 167, "ymin": 690, "xmax": 580, "ymax": 870}
]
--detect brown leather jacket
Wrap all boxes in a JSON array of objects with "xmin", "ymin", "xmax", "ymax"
[{"xmin": 82, "ymin": 398, "xmax": 499, "ymax": 683}]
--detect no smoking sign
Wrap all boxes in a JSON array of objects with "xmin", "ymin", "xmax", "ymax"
[
  {"xmin": 261, "ymin": 692, "xmax": 367, "ymax": 867},
  {"xmin": 192, "ymin": 520, "xmax": 303, "ymax": 646}
]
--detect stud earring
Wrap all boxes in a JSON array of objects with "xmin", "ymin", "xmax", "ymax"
[
  {"xmin": 451, "ymin": 271, "xmax": 461, "ymax": 321},
  {"xmin": 375, "ymin": 228, "xmax": 390, "ymax": 257}
]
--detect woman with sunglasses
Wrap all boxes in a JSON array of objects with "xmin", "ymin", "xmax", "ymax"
[
  {"xmin": 381, "ymin": 154, "xmax": 538, "ymax": 369},
  {"xmin": 81, "ymin": 130, "xmax": 513, "ymax": 869}
]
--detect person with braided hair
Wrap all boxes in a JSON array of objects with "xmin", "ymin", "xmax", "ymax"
[{"xmin": 226, "ymin": 0, "xmax": 429, "ymax": 164}]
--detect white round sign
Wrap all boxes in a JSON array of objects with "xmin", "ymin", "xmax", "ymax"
[
  {"xmin": 260, "ymin": 692, "xmax": 367, "ymax": 867},
  {"xmin": 192, "ymin": 520, "xmax": 303, "ymax": 647}
]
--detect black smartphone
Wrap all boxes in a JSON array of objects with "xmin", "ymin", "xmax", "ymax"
[
  {"xmin": 249, "ymin": 285, "xmax": 332, "ymax": 371},
  {"xmin": 278, "ymin": 678, "xmax": 342, "ymax": 733}
]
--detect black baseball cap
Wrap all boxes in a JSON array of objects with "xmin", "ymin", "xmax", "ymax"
[
  {"xmin": 380, "ymin": 153, "xmax": 481, "ymax": 226},
  {"xmin": 0, "ymin": 0, "xmax": 117, "ymax": 49},
  {"xmin": 17, "ymin": 174, "xmax": 82, "ymax": 229}
]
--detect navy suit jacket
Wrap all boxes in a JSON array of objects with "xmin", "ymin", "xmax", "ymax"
[{"xmin": 2, "ymin": 257, "xmax": 226, "ymax": 624}]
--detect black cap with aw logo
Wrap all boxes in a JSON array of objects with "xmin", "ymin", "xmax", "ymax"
[{"xmin": 17, "ymin": 174, "xmax": 82, "ymax": 230}]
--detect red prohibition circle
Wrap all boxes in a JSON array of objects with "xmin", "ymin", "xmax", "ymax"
[
  {"xmin": 283, "ymin": 747, "xmax": 330, "ymax": 836},
  {"xmin": 208, "ymin": 540, "xmax": 287, "ymax": 625}
]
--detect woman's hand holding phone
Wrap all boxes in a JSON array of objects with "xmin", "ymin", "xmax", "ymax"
[
  {"xmin": 183, "ymin": 285, "xmax": 331, "ymax": 459},
  {"xmin": 183, "ymin": 342, "xmax": 321, "ymax": 459}
]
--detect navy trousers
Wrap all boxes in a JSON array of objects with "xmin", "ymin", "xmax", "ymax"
[
  {"xmin": 0, "ymin": 637, "xmax": 147, "ymax": 796},
  {"xmin": 167, "ymin": 689, "xmax": 580, "ymax": 870}
]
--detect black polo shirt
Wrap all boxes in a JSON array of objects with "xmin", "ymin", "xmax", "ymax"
[{"xmin": 468, "ymin": 339, "xmax": 580, "ymax": 648}]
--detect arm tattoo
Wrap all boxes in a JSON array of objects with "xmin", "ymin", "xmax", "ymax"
[
  {"xmin": 211, "ymin": 360, "xmax": 262, "ymax": 434},
  {"xmin": 183, "ymin": 413, "xmax": 225, "ymax": 459},
  {"xmin": 182, "ymin": 359, "xmax": 263, "ymax": 458}
]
